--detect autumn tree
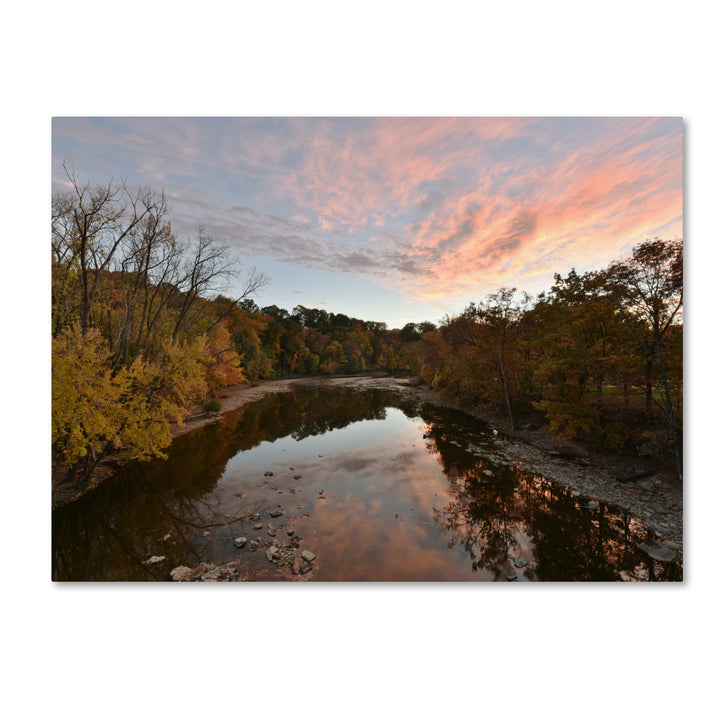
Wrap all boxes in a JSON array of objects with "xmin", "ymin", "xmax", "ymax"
[
  {"xmin": 116, "ymin": 205, "xmax": 180, "ymax": 363},
  {"xmin": 320, "ymin": 339, "xmax": 347, "ymax": 374},
  {"xmin": 227, "ymin": 307, "xmax": 275, "ymax": 379},
  {"xmin": 464, "ymin": 288, "xmax": 528, "ymax": 430},
  {"xmin": 203, "ymin": 321, "xmax": 245, "ymax": 390},
  {"xmin": 527, "ymin": 269, "xmax": 636, "ymax": 445},
  {"xmin": 52, "ymin": 324, "xmax": 208, "ymax": 485},
  {"xmin": 51, "ymin": 172, "xmax": 270, "ymax": 488},
  {"xmin": 51, "ymin": 165, "xmax": 166, "ymax": 335},
  {"xmin": 610, "ymin": 237, "xmax": 683, "ymax": 479}
]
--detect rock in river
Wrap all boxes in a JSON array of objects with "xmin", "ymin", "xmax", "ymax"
[
  {"xmin": 639, "ymin": 540, "xmax": 676, "ymax": 562},
  {"xmin": 234, "ymin": 537, "xmax": 247, "ymax": 548},
  {"xmin": 170, "ymin": 566, "xmax": 193, "ymax": 581}
]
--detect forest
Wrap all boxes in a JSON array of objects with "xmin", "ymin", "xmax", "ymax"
[{"xmin": 52, "ymin": 174, "xmax": 683, "ymax": 490}]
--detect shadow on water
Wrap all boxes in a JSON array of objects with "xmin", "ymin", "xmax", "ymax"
[{"xmin": 52, "ymin": 386, "xmax": 682, "ymax": 582}]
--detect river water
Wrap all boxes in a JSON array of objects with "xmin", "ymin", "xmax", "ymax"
[{"xmin": 52, "ymin": 385, "xmax": 682, "ymax": 581}]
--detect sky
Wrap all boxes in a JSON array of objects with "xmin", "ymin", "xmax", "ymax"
[{"xmin": 52, "ymin": 116, "xmax": 683, "ymax": 329}]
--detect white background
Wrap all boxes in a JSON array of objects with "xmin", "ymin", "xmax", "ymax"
[{"xmin": 2, "ymin": 2, "xmax": 715, "ymax": 718}]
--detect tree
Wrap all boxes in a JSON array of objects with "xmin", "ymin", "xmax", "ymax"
[
  {"xmin": 115, "ymin": 202, "xmax": 178, "ymax": 365},
  {"xmin": 52, "ymin": 324, "xmax": 208, "ymax": 485},
  {"xmin": 610, "ymin": 237, "xmax": 683, "ymax": 479},
  {"xmin": 51, "ymin": 165, "xmax": 165, "ymax": 335},
  {"xmin": 261, "ymin": 305, "xmax": 289, "ymax": 321},
  {"xmin": 467, "ymin": 288, "xmax": 528, "ymax": 430},
  {"xmin": 237, "ymin": 298, "xmax": 260, "ymax": 314},
  {"xmin": 203, "ymin": 322, "xmax": 245, "ymax": 390},
  {"xmin": 170, "ymin": 228, "xmax": 263, "ymax": 341},
  {"xmin": 320, "ymin": 340, "xmax": 347, "ymax": 374},
  {"xmin": 528, "ymin": 269, "xmax": 635, "ymax": 445},
  {"xmin": 400, "ymin": 323, "xmax": 420, "ymax": 342},
  {"xmin": 417, "ymin": 321, "xmax": 437, "ymax": 334},
  {"xmin": 202, "ymin": 264, "xmax": 269, "ymax": 336},
  {"xmin": 51, "ymin": 171, "xmax": 272, "ymax": 489}
]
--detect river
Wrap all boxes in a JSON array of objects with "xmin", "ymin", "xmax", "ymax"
[{"xmin": 52, "ymin": 384, "xmax": 682, "ymax": 581}]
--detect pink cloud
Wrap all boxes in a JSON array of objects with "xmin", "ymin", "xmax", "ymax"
[
  {"xmin": 216, "ymin": 117, "xmax": 681, "ymax": 312},
  {"xmin": 54, "ymin": 117, "xmax": 682, "ymax": 315},
  {"xmin": 375, "ymin": 118, "xmax": 683, "ymax": 306}
]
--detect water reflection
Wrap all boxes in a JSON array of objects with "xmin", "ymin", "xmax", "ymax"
[{"xmin": 52, "ymin": 386, "xmax": 682, "ymax": 581}]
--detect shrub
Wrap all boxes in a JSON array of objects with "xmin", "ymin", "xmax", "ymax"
[{"xmin": 202, "ymin": 399, "xmax": 222, "ymax": 413}]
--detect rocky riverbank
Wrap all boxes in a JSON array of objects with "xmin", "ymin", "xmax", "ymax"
[
  {"xmin": 395, "ymin": 378, "xmax": 683, "ymax": 552},
  {"xmin": 167, "ymin": 544, "xmax": 318, "ymax": 582}
]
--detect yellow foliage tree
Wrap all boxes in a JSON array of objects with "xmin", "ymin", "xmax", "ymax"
[
  {"xmin": 52, "ymin": 324, "xmax": 127, "ymax": 471},
  {"xmin": 52, "ymin": 324, "xmax": 208, "ymax": 484}
]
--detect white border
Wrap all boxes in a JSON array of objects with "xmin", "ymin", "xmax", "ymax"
[{"xmin": 3, "ymin": 1, "xmax": 716, "ymax": 717}]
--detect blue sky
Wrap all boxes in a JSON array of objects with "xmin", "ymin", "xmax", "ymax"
[{"xmin": 52, "ymin": 116, "xmax": 682, "ymax": 328}]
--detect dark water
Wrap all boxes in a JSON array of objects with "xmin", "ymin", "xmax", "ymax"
[{"xmin": 52, "ymin": 386, "xmax": 682, "ymax": 581}]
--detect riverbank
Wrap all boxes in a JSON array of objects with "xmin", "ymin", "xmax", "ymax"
[
  {"xmin": 399, "ymin": 378, "xmax": 683, "ymax": 551},
  {"xmin": 54, "ymin": 373, "xmax": 682, "ymax": 557}
]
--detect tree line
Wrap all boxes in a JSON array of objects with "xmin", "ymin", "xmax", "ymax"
[
  {"xmin": 52, "ymin": 171, "xmax": 682, "ymax": 488},
  {"xmin": 408, "ymin": 237, "xmax": 683, "ymax": 480}
]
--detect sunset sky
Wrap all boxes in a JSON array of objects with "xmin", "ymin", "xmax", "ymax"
[{"xmin": 52, "ymin": 116, "xmax": 682, "ymax": 328}]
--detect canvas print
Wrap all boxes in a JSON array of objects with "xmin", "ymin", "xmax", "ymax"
[{"xmin": 51, "ymin": 117, "xmax": 683, "ymax": 581}]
